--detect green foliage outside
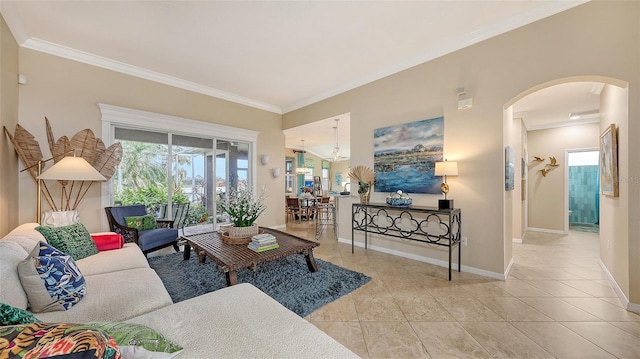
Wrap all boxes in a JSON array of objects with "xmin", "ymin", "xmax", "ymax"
[
  {"xmin": 114, "ymin": 140, "xmax": 211, "ymax": 226},
  {"xmin": 116, "ymin": 183, "xmax": 187, "ymax": 210},
  {"xmin": 186, "ymin": 203, "xmax": 211, "ymax": 225}
]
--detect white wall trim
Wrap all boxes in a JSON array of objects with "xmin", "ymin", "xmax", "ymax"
[
  {"xmin": 599, "ymin": 259, "xmax": 639, "ymax": 314},
  {"xmin": 512, "ymin": 238, "xmax": 523, "ymax": 244},
  {"xmin": 98, "ymin": 103, "xmax": 258, "ymax": 142},
  {"xmin": 526, "ymin": 226, "xmax": 567, "ymax": 235},
  {"xmin": 526, "ymin": 118, "xmax": 599, "ymax": 131},
  {"xmin": 338, "ymin": 238, "xmax": 507, "ymax": 280},
  {"xmin": 21, "ymin": 38, "xmax": 282, "ymax": 114},
  {"xmin": 504, "ymin": 258, "xmax": 514, "ymax": 279}
]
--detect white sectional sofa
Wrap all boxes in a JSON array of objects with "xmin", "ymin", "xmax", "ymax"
[{"xmin": 0, "ymin": 223, "xmax": 358, "ymax": 358}]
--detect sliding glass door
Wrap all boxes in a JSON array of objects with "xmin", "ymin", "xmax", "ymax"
[{"xmin": 112, "ymin": 128, "xmax": 252, "ymax": 229}]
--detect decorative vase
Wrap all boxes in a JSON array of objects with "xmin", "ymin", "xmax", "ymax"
[{"xmin": 359, "ymin": 186, "xmax": 371, "ymax": 204}]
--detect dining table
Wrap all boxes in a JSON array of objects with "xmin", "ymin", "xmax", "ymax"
[{"xmin": 298, "ymin": 197, "xmax": 317, "ymax": 220}]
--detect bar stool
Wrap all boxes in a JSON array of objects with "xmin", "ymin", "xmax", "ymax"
[{"xmin": 315, "ymin": 198, "xmax": 337, "ymax": 240}]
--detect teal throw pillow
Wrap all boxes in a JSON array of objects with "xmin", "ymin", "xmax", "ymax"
[
  {"xmin": 80, "ymin": 322, "xmax": 183, "ymax": 358},
  {"xmin": 35, "ymin": 222, "xmax": 99, "ymax": 260},
  {"xmin": 0, "ymin": 302, "xmax": 41, "ymax": 325},
  {"xmin": 125, "ymin": 214, "xmax": 158, "ymax": 231}
]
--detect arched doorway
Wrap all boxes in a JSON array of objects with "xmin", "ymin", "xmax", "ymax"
[{"xmin": 502, "ymin": 76, "xmax": 633, "ymax": 311}]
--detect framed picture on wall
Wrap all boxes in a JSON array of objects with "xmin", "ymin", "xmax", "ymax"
[
  {"xmin": 600, "ymin": 124, "xmax": 619, "ymax": 197},
  {"xmin": 505, "ymin": 146, "xmax": 515, "ymax": 191},
  {"xmin": 373, "ymin": 117, "xmax": 444, "ymax": 194}
]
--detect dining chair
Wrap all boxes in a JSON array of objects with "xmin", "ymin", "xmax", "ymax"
[{"xmin": 286, "ymin": 197, "xmax": 302, "ymax": 223}]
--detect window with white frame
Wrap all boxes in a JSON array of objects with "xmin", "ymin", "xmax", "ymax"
[{"xmin": 100, "ymin": 103, "xmax": 258, "ymax": 230}]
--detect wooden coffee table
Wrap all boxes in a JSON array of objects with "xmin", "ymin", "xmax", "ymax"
[{"xmin": 181, "ymin": 227, "xmax": 320, "ymax": 286}]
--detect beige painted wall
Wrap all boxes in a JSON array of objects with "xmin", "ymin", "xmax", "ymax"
[
  {"xmin": 16, "ymin": 49, "xmax": 284, "ymax": 232},
  {"xmin": 527, "ymin": 123, "xmax": 600, "ymax": 232},
  {"xmin": 283, "ymin": 2, "xmax": 639, "ymax": 280},
  {"xmin": 599, "ymin": 84, "xmax": 630, "ymax": 299},
  {"xmin": 0, "ymin": 14, "xmax": 19, "ymax": 236},
  {"xmin": 329, "ymin": 160, "xmax": 349, "ymax": 192}
]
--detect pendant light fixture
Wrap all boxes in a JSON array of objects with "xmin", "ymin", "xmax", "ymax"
[
  {"xmin": 332, "ymin": 118, "xmax": 341, "ymax": 162},
  {"xmin": 295, "ymin": 139, "xmax": 310, "ymax": 174}
]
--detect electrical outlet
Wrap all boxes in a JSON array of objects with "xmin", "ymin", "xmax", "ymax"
[{"xmin": 461, "ymin": 236, "xmax": 468, "ymax": 246}]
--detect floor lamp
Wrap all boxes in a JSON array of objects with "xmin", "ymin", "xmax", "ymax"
[{"xmin": 36, "ymin": 155, "xmax": 106, "ymax": 224}]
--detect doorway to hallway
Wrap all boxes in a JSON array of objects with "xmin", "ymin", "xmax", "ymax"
[{"xmin": 567, "ymin": 150, "xmax": 599, "ymax": 233}]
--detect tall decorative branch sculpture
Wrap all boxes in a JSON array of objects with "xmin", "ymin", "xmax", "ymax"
[{"xmin": 4, "ymin": 117, "xmax": 122, "ymax": 215}]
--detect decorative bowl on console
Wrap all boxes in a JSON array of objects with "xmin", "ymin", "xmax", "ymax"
[{"xmin": 386, "ymin": 190, "xmax": 412, "ymax": 207}]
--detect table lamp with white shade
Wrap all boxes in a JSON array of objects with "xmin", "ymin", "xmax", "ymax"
[{"xmin": 434, "ymin": 160, "xmax": 458, "ymax": 210}]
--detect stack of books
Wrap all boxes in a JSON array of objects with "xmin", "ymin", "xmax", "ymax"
[{"xmin": 248, "ymin": 233, "xmax": 279, "ymax": 253}]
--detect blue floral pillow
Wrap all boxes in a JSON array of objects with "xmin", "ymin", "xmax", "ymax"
[{"xmin": 17, "ymin": 241, "xmax": 86, "ymax": 313}]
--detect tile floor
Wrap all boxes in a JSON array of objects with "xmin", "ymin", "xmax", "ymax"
[{"xmin": 281, "ymin": 222, "xmax": 640, "ymax": 359}]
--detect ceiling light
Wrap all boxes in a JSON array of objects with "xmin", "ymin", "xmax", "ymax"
[
  {"xmin": 569, "ymin": 109, "xmax": 599, "ymax": 120},
  {"xmin": 332, "ymin": 119, "xmax": 341, "ymax": 162},
  {"xmin": 295, "ymin": 140, "xmax": 311, "ymax": 174}
]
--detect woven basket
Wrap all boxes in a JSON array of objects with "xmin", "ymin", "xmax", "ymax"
[{"xmin": 220, "ymin": 224, "xmax": 259, "ymax": 245}]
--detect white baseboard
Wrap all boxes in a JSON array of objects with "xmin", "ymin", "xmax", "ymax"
[
  {"xmin": 504, "ymin": 258, "xmax": 514, "ymax": 278},
  {"xmin": 338, "ymin": 238, "xmax": 506, "ymax": 280},
  {"xmin": 512, "ymin": 238, "xmax": 523, "ymax": 244},
  {"xmin": 526, "ymin": 227, "xmax": 567, "ymax": 235},
  {"xmin": 599, "ymin": 259, "xmax": 640, "ymax": 314}
]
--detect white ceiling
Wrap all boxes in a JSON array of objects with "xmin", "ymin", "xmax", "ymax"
[
  {"xmin": 513, "ymin": 82, "xmax": 602, "ymax": 130},
  {"xmin": 1, "ymin": 0, "xmax": 593, "ymax": 160}
]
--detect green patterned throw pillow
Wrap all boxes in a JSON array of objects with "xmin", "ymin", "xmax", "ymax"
[
  {"xmin": 0, "ymin": 303, "xmax": 41, "ymax": 325},
  {"xmin": 125, "ymin": 214, "xmax": 158, "ymax": 231},
  {"xmin": 81, "ymin": 322, "xmax": 183, "ymax": 358},
  {"xmin": 0, "ymin": 322, "xmax": 120, "ymax": 359},
  {"xmin": 35, "ymin": 222, "xmax": 98, "ymax": 260}
]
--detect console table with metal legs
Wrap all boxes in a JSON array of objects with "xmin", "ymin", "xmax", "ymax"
[{"xmin": 351, "ymin": 203, "xmax": 462, "ymax": 280}]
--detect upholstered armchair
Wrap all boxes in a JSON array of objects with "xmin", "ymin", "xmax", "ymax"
[{"xmin": 104, "ymin": 204, "xmax": 180, "ymax": 257}]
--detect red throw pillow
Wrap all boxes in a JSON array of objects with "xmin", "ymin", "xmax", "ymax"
[{"xmin": 90, "ymin": 232, "xmax": 124, "ymax": 251}]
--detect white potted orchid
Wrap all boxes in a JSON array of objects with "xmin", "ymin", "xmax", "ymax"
[{"xmin": 219, "ymin": 188, "xmax": 266, "ymax": 240}]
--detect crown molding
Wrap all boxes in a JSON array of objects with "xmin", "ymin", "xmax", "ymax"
[
  {"xmin": 281, "ymin": 0, "xmax": 589, "ymax": 113},
  {"xmin": 4, "ymin": 0, "xmax": 587, "ymax": 115},
  {"xmin": 21, "ymin": 37, "xmax": 283, "ymax": 114},
  {"xmin": 527, "ymin": 117, "xmax": 599, "ymax": 131}
]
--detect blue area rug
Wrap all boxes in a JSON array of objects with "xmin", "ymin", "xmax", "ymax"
[{"xmin": 148, "ymin": 252, "xmax": 371, "ymax": 317}]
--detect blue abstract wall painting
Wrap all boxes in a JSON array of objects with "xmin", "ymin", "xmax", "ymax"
[{"xmin": 373, "ymin": 117, "xmax": 444, "ymax": 194}]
